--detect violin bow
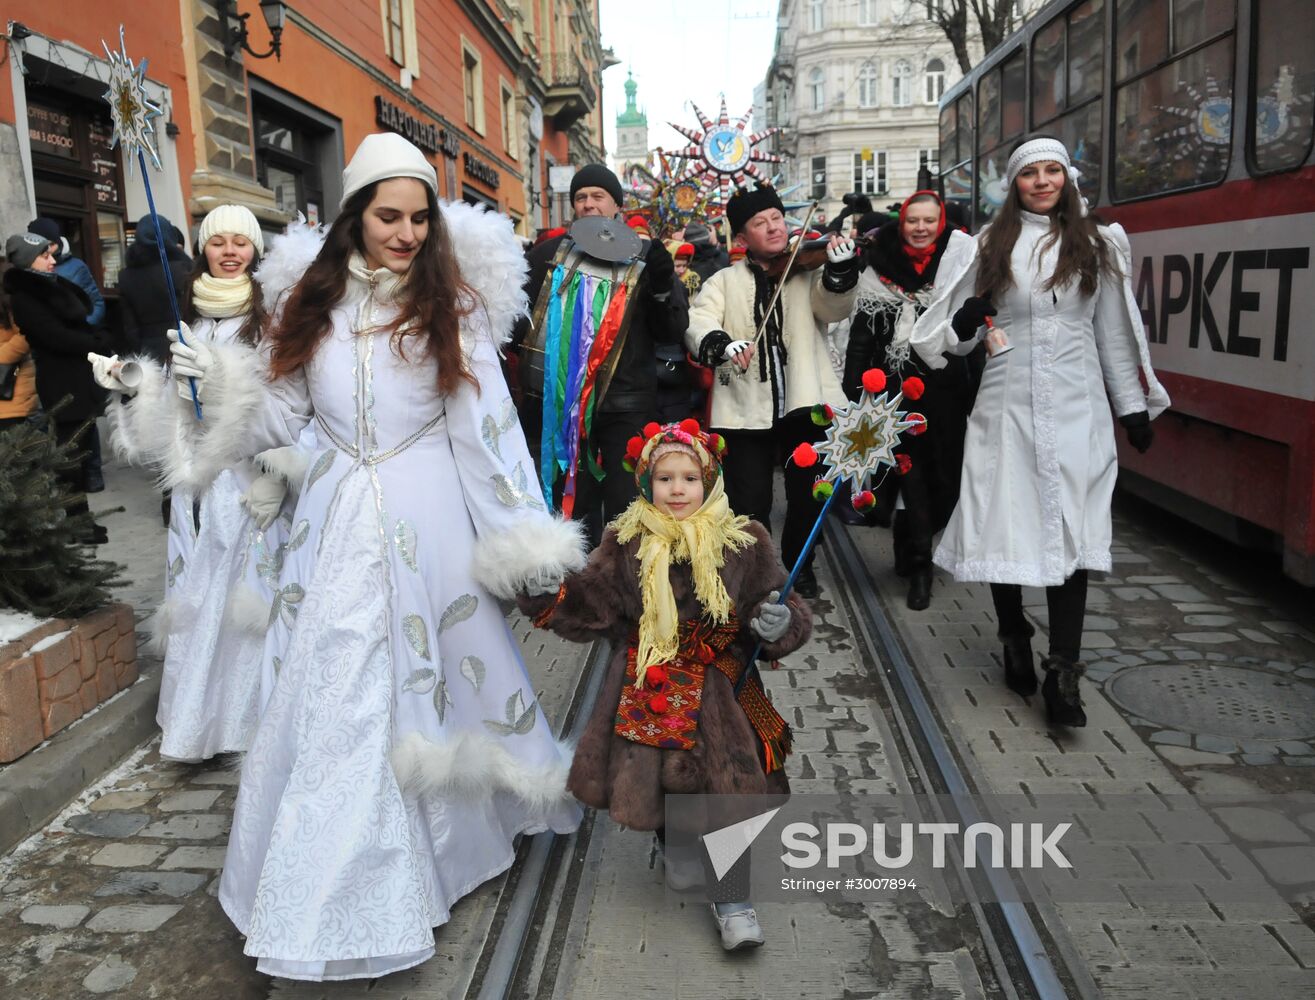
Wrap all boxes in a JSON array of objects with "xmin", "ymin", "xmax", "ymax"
[{"xmin": 746, "ymin": 199, "xmax": 821, "ymax": 354}]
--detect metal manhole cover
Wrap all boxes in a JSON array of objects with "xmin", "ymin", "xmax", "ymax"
[{"xmin": 1106, "ymin": 664, "xmax": 1315, "ymax": 741}]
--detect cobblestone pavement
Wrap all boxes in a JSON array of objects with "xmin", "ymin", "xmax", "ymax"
[{"xmin": 844, "ymin": 494, "xmax": 1315, "ymax": 998}]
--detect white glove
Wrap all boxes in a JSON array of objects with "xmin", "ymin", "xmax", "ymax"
[
  {"xmin": 721, "ymin": 339, "xmax": 753, "ymax": 363},
  {"xmin": 523, "ymin": 566, "xmax": 565, "ymax": 597},
  {"xmin": 826, "ymin": 238, "xmax": 857, "ymax": 264},
  {"xmin": 240, "ymin": 473, "xmax": 288, "ymax": 529},
  {"xmin": 167, "ymin": 323, "xmax": 213, "ymax": 400},
  {"xmin": 750, "ymin": 591, "xmax": 792, "ymax": 643},
  {"xmin": 88, "ymin": 353, "xmax": 136, "ymax": 396}
]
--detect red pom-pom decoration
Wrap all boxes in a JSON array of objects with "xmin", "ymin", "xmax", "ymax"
[
  {"xmin": 810, "ymin": 403, "xmax": 835, "ymax": 427},
  {"xmin": 811, "ymin": 478, "xmax": 834, "ymax": 501},
  {"xmin": 901, "ymin": 376, "xmax": 925, "ymax": 400},
  {"xmin": 678, "ymin": 417, "xmax": 701, "ymax": 435},
  {"xmin": 642, "ymin": 421, "xmax": 662, "ymax": 440},
  {"xmin": 625, "ymin": 436, "xmax": 645, "ymax": 460},
  {"xmin": 791, "ymin": 442, "xmax": 818, "ymax": 467},
  {"xmin": 852, "ymin": 489, "xmax": 876, "ymax": 511},
  {"xmin": 648, "ymin": 694, "xmax": 670, "ymax": 715},
  {"xmin": 905, "ymin": 413, "xmax": 927, "ymax": 436},
  {"xmin": 895, "ymin": 453, "xmax": 913, "ymax": 475},
  {"xmin": 708, "ymin": 433, "xmax": 726, "ymax": 456},
  {"xmin": 645, "ymin": 664, "xmax": 668, "ymax": 687},
  {"xmin": 861, "ymin": 368, "xmax": 887, "ymax": 394}
]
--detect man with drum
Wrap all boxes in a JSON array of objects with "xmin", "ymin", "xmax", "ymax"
[
  {"xmin": 516, "ymin": 163, "xmax": 687, "ymax": 542},
  {"xmin": 686, "ymin": 184, "xmax": 858, "ymax": 599}
]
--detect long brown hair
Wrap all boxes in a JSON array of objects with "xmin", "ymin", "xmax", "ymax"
[
  {"xmin": 181, "ymin": 252, "xmax": 267, "ymax": 347},
  {"xmin": 975, "ymin": 136, "xmax": 1114, "ymax": 299},
  {"xmin": 268, "ymin": 182, "xmax": 476, "ymax": 395}
]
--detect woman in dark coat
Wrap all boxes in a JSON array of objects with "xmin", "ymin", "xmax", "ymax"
[
  {"xmin": 116, "ymin": 215, "xmax": 191, "ymax": 363},
  {"xmin": 841, "ymin": 191, "xmax": 979, "ymax": 610},
  {"xmin": 4, "ymin": 232, "xmax": 112, "ymax": 542}
]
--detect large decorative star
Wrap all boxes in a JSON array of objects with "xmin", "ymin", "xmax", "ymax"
[
  {"xmin": 815, "ymin": 389, "xmax": 920, "ymax": 493},
  {"xmin": 666, "ymin": 98, "xmax": 781, "ymax": 211},
  {"xmin": 102, "ymin": 26, "xmax": 163, "ymax": 173}
]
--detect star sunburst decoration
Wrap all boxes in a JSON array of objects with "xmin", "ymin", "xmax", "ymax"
[
  {"xmin": 667, "ymin": 98, "xmax": 781, "ymax": 210},
  {"xmin": 102, "ymin": 26, "xmax": 163, "ymax": 173},
  {"xmin": 815, "ymin": 388, "xmax": 921, "ymax": 495}
]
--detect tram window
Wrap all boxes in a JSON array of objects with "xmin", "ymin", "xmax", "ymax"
[
  {"xmin": 1116, "ymin": 0, "xmax": 1169, "ymax": 82},
  {"xmin": 979, "ymin": 72, "xmax": 1001, "ymax": 149},
  {"xmin": 1250, "ymin": 0, "xmax": 1315, "ymax": 174},
  {"xmin": 956, "ymin": 92, "xmax": 974, "ymax": 162},
  {"xmin": 940, "ymin": 103, "xmax": 958, "ymax": 168},
  {"xmin": 1113, "ymin": 36, "xmax": 1233, "ymax": 199},
  {"xmin": 944, "ymin": 164, "xmax": 973, "ymax": 225},
  {"xmin": 1172, "ymin": 0, "xmax": 1234, "ymax": 53},
  {"xmin": 1002, "ymin": 53, "xmax": 1026, "ymax": 141},
  {"xmin": 1032, "ymin": 16, "xmax": 1065, "ymax": 125},
  {"xmin": 1050, "ymin": 102, "xmax": 1103, "ymax": 205},
  {"xmin": 976, "ymin": 146, "xmax": 1012, "ymax": 222},
  {"xmin": 1068, "ymin": 0, "xmax": 1104, "ymax": 105}
]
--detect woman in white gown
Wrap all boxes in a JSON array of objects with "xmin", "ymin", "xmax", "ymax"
[
  {"xmin": 166, "ymin": 134, "xmax": 586, "ymax": 980},
  {"xmin": 910, "ymin": 136, "xmax": 1169, "ymax": 727},
  {"xmin": 94, "ymin": 205, "xmax": 306, "ymax": 760}
]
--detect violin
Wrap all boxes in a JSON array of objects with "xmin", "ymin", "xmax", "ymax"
[{"xmin": 752, "ymin": 232, "xmax": 875, "ymax": 281}]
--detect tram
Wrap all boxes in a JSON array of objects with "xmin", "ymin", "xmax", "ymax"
[{"xmin": 936, "ymin": 0, "xmax": 1315, "ymax": 582}]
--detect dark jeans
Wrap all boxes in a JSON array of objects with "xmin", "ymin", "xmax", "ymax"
[
  {"xmin": 990, "ymin": 571, "xmax": 1089, "ymax": 663},
  {"xmin": 568, "ymin": 409, "xmax": 650, "ymax": 546},
  {"xmin": 52, "ymin": 420, "xmax": 94, "ymax": 522},
  {"xmin": 717, "ymin": 408, "xmax": 826, "ymax": 574}
]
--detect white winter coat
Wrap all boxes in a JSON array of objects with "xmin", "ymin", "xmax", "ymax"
[
  {"xmin": 911, "ymin": 212, "xmax": 1169, "ymax": 587},
  {"xmin": 686, "ymin": 261, "xmax": 854, "ymax": 429}
]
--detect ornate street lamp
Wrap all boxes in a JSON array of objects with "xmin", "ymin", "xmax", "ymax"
[{"xmin": 219, "ymin": 0, "xmax": 286, "ymax": 62}]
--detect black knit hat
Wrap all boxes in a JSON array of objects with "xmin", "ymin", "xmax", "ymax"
[
  {"xmin": 726, "ymin": 184, "xmax": 785, "ymax": 235},
  {"xmin": 569, "ymin": 163, "xmax": 624, "ymax": 208}
]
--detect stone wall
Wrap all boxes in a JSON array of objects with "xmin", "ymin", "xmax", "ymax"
[{"xmin": 0, "ymin": 604, "xmax": 138, "ymax": 763}]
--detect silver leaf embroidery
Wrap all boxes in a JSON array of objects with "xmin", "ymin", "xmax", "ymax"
[
  {"xmin": 459, "ymin": 655, "xmax": 485, "ymax": 692},
  {"xmin": 272, "ymin": 656, "xmax": 282, "ymax": 677},
  {"xmin": 513, "ymin": 463, "xmax": 546, "ymax": 511},
  {"xmin": 438, "ymin": 594, "xmax": 478, "ymax": 634},
  {"xmin": 166, "ymin": 554, "xmax": 185, "ymax": 587},
  {"xmin": 402, "ymin": 668, "xmax": 436, "ymax": 694},
  {"xmin": 269, "ymin": 583, "xmax": 306, "ymax": 629},
  {"xmin": 286, "ymin": 519, "xmax": 310, "ymax": 552},
  {"xmin": 306, "ymin": 449, "xmax": 337, "ymax": 491},
  {"xmin": 394, "ymin": 519, "xmax": 418, "ymax": 573},
  {"xmin": 480, "ymin": 399, "xmax": 518, "ymax": 461},
  {"xmin": 402, "ymin": 613, "xmax": 431, "ymax": 660},
  {"xmin": 433, "ymin": 674, "xmax": 453, "ymax": 724},
  {"xmin": 484, "ymin": 688, "xmax": 537, "ymax": 736},
  {"xmin": 491, "ymin": 465, "xmax": 544, "ymax": 511}
]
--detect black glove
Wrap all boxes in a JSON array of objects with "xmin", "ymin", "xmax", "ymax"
[
  {"xmin": 643, "ymin": 238, "xmax": 675, "ymax": 296},
  {"xmin": 951, "ymin": 295, "xmax": 997, "ymax": 341},
  {"xmin": 1119, "ymin": 411, "xmax": 1153, "ymax": 453}
]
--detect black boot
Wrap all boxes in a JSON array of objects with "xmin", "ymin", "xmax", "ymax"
[
  {"xmin": 1041, "ymin": 655, "xmax": 1086, "ymax": 727},
  {"xmin": 906, "ymin": 568, "xmax": 932, "ymax": 610},
  {"xmin": 794, "ymin": 565, "xmax": 820, "ymax": 600},
  {"xmin": 1000, "ymin": 624, "xmax": 1038, "ymax": 696}
]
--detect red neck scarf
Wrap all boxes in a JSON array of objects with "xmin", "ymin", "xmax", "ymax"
[{"xmin": 899, "ymin": 190, "xmax": 946, "ymax": 275}]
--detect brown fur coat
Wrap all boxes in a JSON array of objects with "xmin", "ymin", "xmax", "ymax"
[{"xmin": 520, "ymin": 520, "xmax": 811, "ymax": 830}]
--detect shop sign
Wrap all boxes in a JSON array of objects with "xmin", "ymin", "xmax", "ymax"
[
  {"xmin": 463, "ymin": 151, "xmax": 500, "ymax": 189},
  {"xmin": 28, "ymin": 102, "xmax": 77, "ymax": 159},
  {"xmin": 375, "ymin": 95, "xmax": 459, "ymax": 159}
]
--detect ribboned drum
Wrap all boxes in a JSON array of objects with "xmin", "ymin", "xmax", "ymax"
[{"xmin": 520, "ymin": 216, "xmax": 649, "ymax": 515}]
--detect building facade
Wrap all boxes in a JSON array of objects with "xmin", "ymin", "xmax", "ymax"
[
  {"xmin": 1, "ymin": 0, "xmax": 610, "ymax": 304},
  {"xmin": 763, "ymin": 0, "xmax": 1038, "ymax": 224}
]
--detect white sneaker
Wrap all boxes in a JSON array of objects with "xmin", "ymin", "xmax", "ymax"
[
  {"xmin": 661, "ymin": 847, "xmax": 705, "ymax": 891},
  {"xmin": 711, "ymin": 903, "xmax": 765, "ymax": 950}
]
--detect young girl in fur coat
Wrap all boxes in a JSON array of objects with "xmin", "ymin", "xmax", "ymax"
[{"xmin": 520, "ymin": 419, "xmax": 811, "ymax": 951}]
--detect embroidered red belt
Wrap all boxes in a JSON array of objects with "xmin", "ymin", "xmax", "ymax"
[{"xmin": 614, "ymin": 617, "xmax": 792, "ymax": 772}]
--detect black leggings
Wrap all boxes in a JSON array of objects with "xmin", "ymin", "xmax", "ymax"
[{"xmin": 990, "ymin": 570, "xmax": 1088, "ymax": 663}]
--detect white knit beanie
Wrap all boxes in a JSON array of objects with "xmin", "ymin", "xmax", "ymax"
[
  {"xmin": 340, "ymin": 132, "xmax": 438, "ymax": 208},
  {"xmin": 197, "ymin": 204, "xmax": 265, "ymax": 256}
]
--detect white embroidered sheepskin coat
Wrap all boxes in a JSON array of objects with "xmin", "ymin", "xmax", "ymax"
[{"xmin": 910, "ymin": 211, "xmax": 1169, "ymax": 587}]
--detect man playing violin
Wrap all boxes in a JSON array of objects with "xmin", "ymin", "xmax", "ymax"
[{"xmin": 686, "ymin": 183, "xmax": 858, "ymax": 599}]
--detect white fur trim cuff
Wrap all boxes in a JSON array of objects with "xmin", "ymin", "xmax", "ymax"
[
  {"xmin": 255, "ymin": 446, "xmax": 311, "ymax": 493},
  {"xmin": 470, "ymin": 516, "xmax": 587, "ymax": 600},
  {"xmin": 391, "ymin": 731, "xmax": 575, "ymax": 816}
]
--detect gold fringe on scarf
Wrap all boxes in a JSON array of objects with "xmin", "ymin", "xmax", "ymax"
[{"xmin": 611, "ymin": 477, "xmax": 755, "ymax": 688}]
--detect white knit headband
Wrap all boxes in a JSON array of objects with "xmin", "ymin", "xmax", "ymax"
[{"xmin": 1005, "ymin": 138, "xmax": 1087, "ymax": 216}]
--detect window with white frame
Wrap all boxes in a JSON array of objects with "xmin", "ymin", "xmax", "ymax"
[
  {"xmin": 809, "ymin": 0, "xmax": 825, "ymax": 32},
  {"xmin": 381, "ymin": 0, "xmax": 419, "ymax": 78},
  {"xmin": 852, "ymin": 151, "xmax": 887, "ymax": 194},
  {"xmin": 809, "ymin": 67, "xmax": 825, "ymax": 111},
  {"xmin": 462, "ymin": 42, "xmax": 485, "ymax": 134},
  {"xmin": 924, "ymin": 57, "xmax": 946, "ymax": 104},
  {"xmin": 858, "ymin": 0, "xmax": 877, "ymax": 25},
  {"xmin": 857, "ymin": 61, "xmax": 879, "ymax": 108},
  {"xmin": 892, "ymin": 58, "xmax": 913, "ymax": 107},
  {"xmin": 500, "ymin": 81, "xmax": 518, "ymax": 159},
  {"xmin": 810, "ymin": 155, "xmax": 827, "ymax": 200},
  {"xmin": 919, "ymin": 147, "xmax": 940, "ymax": 178}
]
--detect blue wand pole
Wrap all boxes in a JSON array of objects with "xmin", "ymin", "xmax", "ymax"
[
  {"xmin": 734, "ymin": 486, "xmax": 838, "ymax": 697},
  {"xmin": 136, "ymin": 148, "xmax": 201, "ymax": 420}
]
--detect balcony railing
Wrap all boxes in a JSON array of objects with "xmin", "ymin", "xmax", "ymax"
[{"xmin": 543, "ymin": 52, "xmax": 596, "ymax": 127}]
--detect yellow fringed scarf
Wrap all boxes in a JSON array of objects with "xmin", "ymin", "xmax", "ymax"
[
  {"xmin": 191, "ymin": 273, "xmax": 254, "ymax": 319},
  {"xmin": 611, "ymin": 477, "xmax": 756, "ymax": 688}
]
